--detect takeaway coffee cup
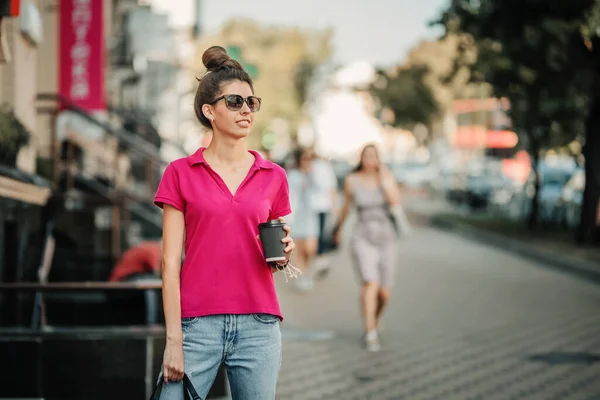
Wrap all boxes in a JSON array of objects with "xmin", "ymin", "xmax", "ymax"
[{"xmin": 258, "ymin": 220, "xmax": 287, "ymax": 262}]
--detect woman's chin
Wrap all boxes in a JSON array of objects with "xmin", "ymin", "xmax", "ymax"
[
  {"xmin": 231, "ymin": 127, "xmax": 251, "ymax": 138},
  {"xmin": 220, "ymin": 125, "xmax": 252, "ymax": 139}
]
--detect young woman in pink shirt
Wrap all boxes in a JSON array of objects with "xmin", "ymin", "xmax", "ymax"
[{"xmin": 153, "ymin": 46, "xmax": 295, "ymax": 399}]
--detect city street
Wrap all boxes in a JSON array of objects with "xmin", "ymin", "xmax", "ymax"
[{"xmin": 274, "ymin": 218, "xmax": 600, "ymax": 399}]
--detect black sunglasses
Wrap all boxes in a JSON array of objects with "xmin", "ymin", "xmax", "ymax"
[{"xmin": 209, "ymin": 94, "xmax": 262, "ymax": 112}]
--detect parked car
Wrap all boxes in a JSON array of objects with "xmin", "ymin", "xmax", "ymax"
[
  {"xmin": 559, "ymin": 168, "xmax": 585, "ymax": 228},
  {"xmin": 388, "ymin": 161, "xmax": 437, "ymax": 189},
  {"xmin": 538, "ymin": 163, "xmax": 576, "ymax": 223},
  {"xmin": 501, "ymin": 161, "xmax": 577, "ymax": 223},
  {"xmin": 464, "ymin": 171, "xmax": 509, "ymax": 210}
]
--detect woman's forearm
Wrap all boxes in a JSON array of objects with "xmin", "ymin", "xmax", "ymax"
[
  {"xmin": 382, "ymin": 184, "xmax": 400, "ymax": 206},
  {"xmin": 162, "ymin": 262, "xmax": 183, "ymax": 344},
  {"xmin": 337, "ymin": 177, "xmax": 353, "ymax": 230},
  {"xmin": 337, "ymin": 203, "xmax": 350, "ymax": 230}
]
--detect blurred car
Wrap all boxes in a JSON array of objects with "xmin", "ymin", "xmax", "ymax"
[
  {"xmin": 538, "ymin": 163, "xmax": 576, "ymax": 223},
  {"xmin": 388, "ymin": 161, "xmax": 437, "ymax": 189},
  {"xmin": 559, "ymin": 167, "xmax": 585, "ymax": 228},
  {"xmin": 464, "ymin": 171, "xmax": 509, "ymax": 210},
  {"xmin": 501, "ymin": 161, "xmax": 577, "ymax": 223}
]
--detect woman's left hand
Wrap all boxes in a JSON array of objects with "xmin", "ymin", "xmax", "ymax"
[{"xmin": 278, "ymin": 216, "xmax": 295, "ymax": 261}]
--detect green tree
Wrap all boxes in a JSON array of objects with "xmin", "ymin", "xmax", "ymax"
[
  {"xmin": 435, "ymin": 0, "xmax": 596, "ymax": 228},
  {"xmin": 404, "ymin": 35, "xmax": 488, "ymax": 117},
  {"xmin": 372, "ymin": 34, "xmax": 490, "ymax": 145},
  {"xmin": 372, "ymin": 65, "xmax": 440, "ymax": 137},
  {"xmin": 574, "ymin": 0, "xmax": 600, "ymax": 243}
]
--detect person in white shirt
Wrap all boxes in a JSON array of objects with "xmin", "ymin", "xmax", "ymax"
[
  {"xmin": 310, "ymin": 151, "xmax": 339, "ymax": 275},
  {"xmin": 287, "ymin": 148, "xmax": 320, "ymax": 291}
]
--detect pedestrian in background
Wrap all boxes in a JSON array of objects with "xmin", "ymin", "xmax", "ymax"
[
  {"xmin": 310, "ymin": 150, "xmax": 339, "ymax": 278},
  {"xmin": 286, "ymin": 147, "xmax": 320, "ymax": 291},
  {"xmin": 154, "ymin": 45, "xmax": 295, "ymax": 399},
  {"xmin": 109, "ymin": 240, "xmax": 162, "ymax": 325},
  {"xmin": 334, "ymin": 144, "xmax": 400, "ymax": 352}
]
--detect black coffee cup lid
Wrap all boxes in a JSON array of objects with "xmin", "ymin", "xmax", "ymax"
[{"xmin": 259, "ymin": 219, "xmax": 284, "ymax": 228}]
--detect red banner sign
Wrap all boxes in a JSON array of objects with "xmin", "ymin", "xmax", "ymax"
[
  {"xmin": 1, "ymin": 0, "xmax": 21, "ymax": 16},
  {"xmin": 10, "ymin": 0, "xmax": 20, "ymax": 16},
  {"xmin": 453, "ymin": 127, "xmax": 518, "ymax": 149},
  {"xmin": 59, "ymin": 0, "xmax": 105, "ymax": 111}
]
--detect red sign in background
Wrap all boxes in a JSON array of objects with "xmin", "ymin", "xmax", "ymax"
[
  {"xmin": 59, "ymin": 0, "xmax": 105, "ymax": 111},
  {"xmin": 0, "ymin": 0, "xmax": 20, "ymax": 16},
  {"xmin": 453, "ymin": 127, "xmax": 519, "ymax": 149}
]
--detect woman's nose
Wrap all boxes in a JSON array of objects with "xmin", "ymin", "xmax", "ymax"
[{"xmin": 240, "ymin": 101, "xmax": 251, "ymax": 114}]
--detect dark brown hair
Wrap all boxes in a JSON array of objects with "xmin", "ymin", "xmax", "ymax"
[
  {"xmin": 292, "ymin": 147, "xmax": 314, "ymax": 167},
  {"xmin": 353, "ymin": 144, "xmax": 381, "ymax": 172},
  {"xmin": 194, "ymin": 46, "xmax": 254, "ymax": 129}
]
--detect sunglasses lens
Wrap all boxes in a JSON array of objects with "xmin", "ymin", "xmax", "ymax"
[
  {"xmin": 225, "ymin": 95, "xmax": 244, "ymax": 110},
  {"xmin": 247, "ymin": 96, "xmax": 261, "ymax": 112},
  {"xmin": 222, "ymin": 95, "xmax": 261, "ymax": 112}
]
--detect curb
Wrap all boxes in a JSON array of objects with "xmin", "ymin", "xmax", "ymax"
[{"xmin": 416, "ymin": 211, "xmax": 600, "ymax": 284}]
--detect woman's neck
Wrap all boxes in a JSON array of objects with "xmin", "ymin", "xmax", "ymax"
[
  {"xmin": 204, "ymin": 135, "xmax": 248, "ymax": 165},
  {"xmin": 360, "ymin": 169, "xmax": 379, "ymax": 177}
]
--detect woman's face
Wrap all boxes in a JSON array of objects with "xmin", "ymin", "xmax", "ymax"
[
  {"xmin": 361, "ymin": 146, "xmax": 380, "ymax": 170},
  {"xmin": 208, "ymin": 80, "xmax": 256, "ymax": 139}
]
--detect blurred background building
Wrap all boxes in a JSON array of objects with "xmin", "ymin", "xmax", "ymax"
[
  {"xmin": 0, "ymin": 0, "xmax": 193, "ymax": 313},
  {"xmin": 0, "ymin": 0, "xmax": 595, "ymax": 291}
]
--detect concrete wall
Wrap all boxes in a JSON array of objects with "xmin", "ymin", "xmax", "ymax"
[{"xmin": 0, "ymin": 0, "xmax": 43, "ymax": 173}]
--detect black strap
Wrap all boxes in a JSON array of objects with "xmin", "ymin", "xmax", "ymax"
[
  {"xmin": 150, "ymin": 374, "xmax": 202, "ymax": 400},
  {"xmin": 183, "ymin": 374, "xmax": 202, "ymax": 400},
  {"xmin": 149, "ymin": 378, "xmax": 163, "ymax": 400}
]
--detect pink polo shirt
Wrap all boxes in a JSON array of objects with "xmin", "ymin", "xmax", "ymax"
[{"xmin": 154, "ymin": 148, "xmax": 291, "ymax": 320}]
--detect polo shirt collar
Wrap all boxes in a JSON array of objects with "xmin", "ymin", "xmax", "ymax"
[{"xmin": 187, "ymin": 147, "xmax": 273, "ymax": 169}]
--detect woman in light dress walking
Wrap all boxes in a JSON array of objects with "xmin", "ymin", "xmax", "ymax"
[{"xmin": 334, "ymin": 144, "xmax": 400, "ymax": 352}]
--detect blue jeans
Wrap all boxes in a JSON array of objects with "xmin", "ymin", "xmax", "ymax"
[{"xmin": 159, "ymin": 314, "xmax": 282, "ymax": 400}]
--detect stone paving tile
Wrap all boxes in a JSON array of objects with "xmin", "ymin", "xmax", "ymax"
[
  {"xmin": 274, "ymin": 217, "xmax": 600, "ymax": 400},
  {"xmin": 277, "ymin": 309, "xmax": 600, "ymax": 399}
]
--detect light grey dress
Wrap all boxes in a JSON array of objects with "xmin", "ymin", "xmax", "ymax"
[{"xmin": 350, "ymin": 175, "xmax": 397, "ymax": 288}]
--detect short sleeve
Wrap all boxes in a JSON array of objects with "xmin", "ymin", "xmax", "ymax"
[
  {"xmin": 312, "ymin": 161, "xmax": 336, "ymax": 190},
  {"xmin": 154, "ymin": 163, "xmax": 184, "ymax": 212},
  {"xmin": 269, "ymin": 173, "xmax": 291, "ymax": 220},
  {"xmin": 324, "ymin": 163, "xmax": 337, "ymax": 189}
]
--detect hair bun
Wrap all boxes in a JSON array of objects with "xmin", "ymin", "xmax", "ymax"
[{"xmin": 202, "ymin": 45, "xmax": 244, "ymax": 72}]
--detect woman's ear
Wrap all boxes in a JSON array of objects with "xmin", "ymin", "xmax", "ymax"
[{"xmin": 202, "ymin": 104, "xmax": 214, "ymax": 122}]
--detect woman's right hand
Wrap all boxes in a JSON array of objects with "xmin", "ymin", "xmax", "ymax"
[
  {"xmin": 332, "ymin": 223, "xmax": 341, "ymax": 245},
  {"xmin": 163, "ymin": 341, "xmax": 185, "ymax": 382},
  {"xmin": 333, "ymin": 231, "xmax": 341, "ymax": 245}
]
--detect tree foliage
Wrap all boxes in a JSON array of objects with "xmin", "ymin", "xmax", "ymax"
[
  {"xmin": 435, "ymin": 0, "xmax": 600, "ymax": 235},
  {"xmin": 436, "ymin": 0, "xmax": 595, "ymax": 149},
  {"xmin": 404, "ymin": 35, "xmax": 486, "ymax": 112},
  {"xmin": 372, "ymin": 66, "xmax": 439, "ymax": 130},
  {"xmin": 371, "ymin": 34, "xmax": 489, "ymax": 141}
]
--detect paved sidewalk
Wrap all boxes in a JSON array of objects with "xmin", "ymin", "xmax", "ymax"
[
  {"xmin": 402, "ymin": 194, "xmax": 600, "ymax": 283},
  {"xmin": 274, "ymin": 217, "xmax": 600, "ymax": 399}
]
